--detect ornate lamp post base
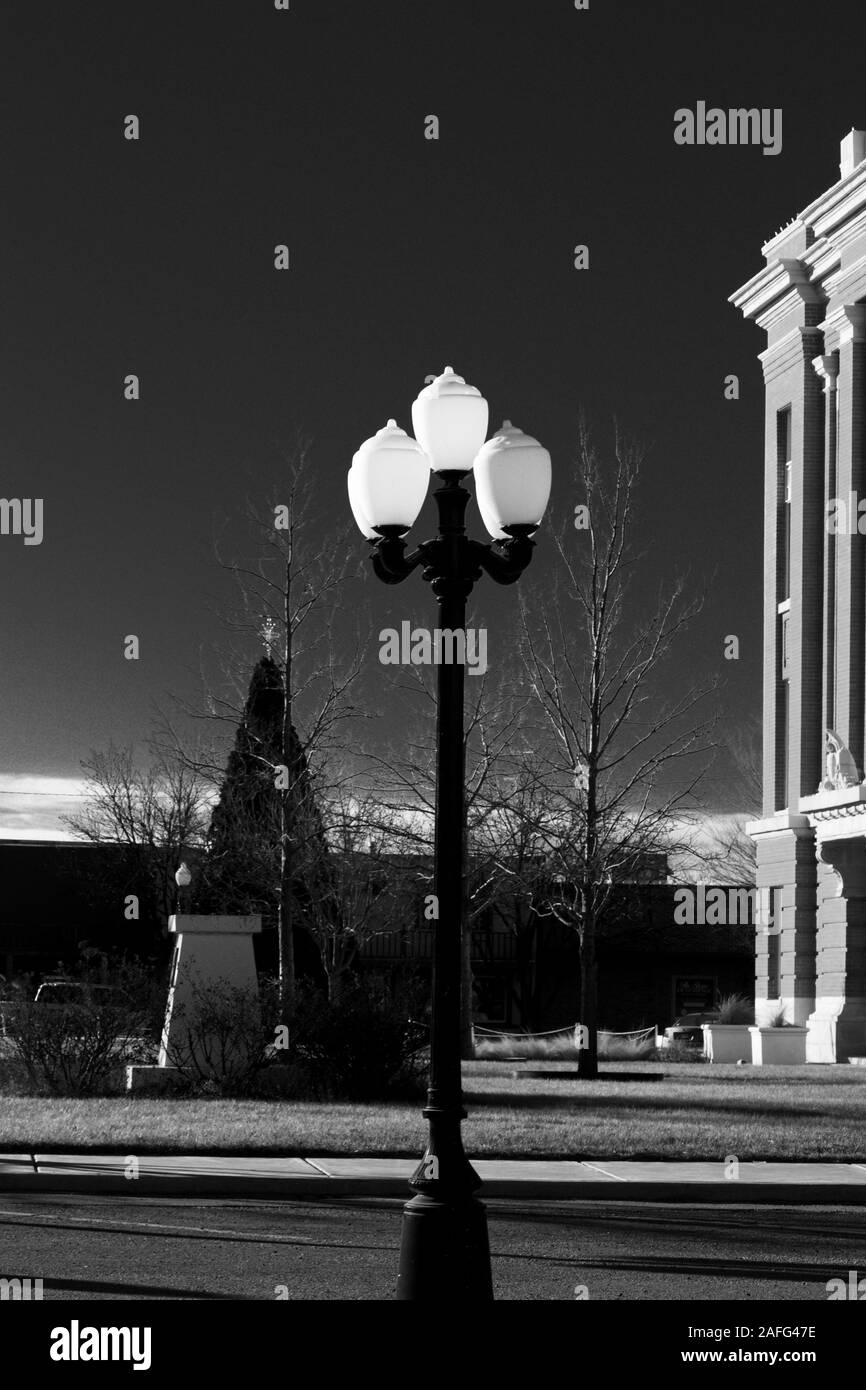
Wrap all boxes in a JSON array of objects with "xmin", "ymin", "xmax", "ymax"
[
  {"xmin": 397, "ymin": 1192, "xmax": 494, "ymax": 1300},
  {"xmin": 396, "ymin": 1097, "xmax": 494, "ymax": 1299}
]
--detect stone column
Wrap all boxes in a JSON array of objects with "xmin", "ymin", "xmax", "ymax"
[
  {"xmin": 750, "ymin": 815, "xmax": 816, "ymax": 1027},
  {"xmin": 813, "ymin": 352, "xmax": 839, "ymax": 732},
  {"xmin": 809, "ymin": 820, "xmax": 866, "ymax": 1062},
  {"xmin": 831, "ymin": 306, "xmax": 866, "ymax": 771},
  {"xmin": 792, "ymin": 326, "xmax": 828, "ymax": 805}
]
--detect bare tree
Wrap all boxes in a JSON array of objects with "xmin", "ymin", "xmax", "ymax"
[
  {"xmin": 704, "ymin": 713, "xmax": 761, "ymax": 886},
  {"xmin": 297, "ymin": 790, "xmax": 412, "ymax": 1002},
  {"xmin": 157, "ymin": 440, "xmax": 368, "ymax": 1018},
  {"xmin": 516, "ymin": 421, "xmax": 716, "ymax": 1077},
  {"xmin": 366, "ymin": 670, "xmax": 535, "ymax": 1056},
  {"xmin": 61, "ymin": 744, "xmax": 211, "ymax": 927},
  {"xmin": 469, "ymin": 748, "xmax": 554, "ymax": 1031}
]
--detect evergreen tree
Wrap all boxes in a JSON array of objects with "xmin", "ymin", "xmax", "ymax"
[{"xmin": 201, "ymin": 655, "xmax": 328, "ymax": 990}]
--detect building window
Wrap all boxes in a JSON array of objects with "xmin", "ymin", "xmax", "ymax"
[
  {"xmin": 472, "ymin": 975, "xmax": 507, "ymax": 1024},
  {"xmin": 767, "ymin": 911, "xmax": 783, "ymax": 1000},
  {"xmin": 776, "ymin": 679, "xmax": 789, "ymax": 811},
  {"xmin": 673, "ymin": 976, "xmax": 716, "ymax": 1017},
  {"xmin": 778, "ymin": 407, "xmax": 792, "ymax": 602}
]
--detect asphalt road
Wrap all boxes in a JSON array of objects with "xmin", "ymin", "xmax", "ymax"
[{"xmin": 1, "ymin": 1195, "xmax": 864, "ymax": 1301}]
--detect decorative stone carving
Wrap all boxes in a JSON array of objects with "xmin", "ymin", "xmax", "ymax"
[{"xmin": 821, "ymin": 730, "xmax": 861, "ymax": 791}]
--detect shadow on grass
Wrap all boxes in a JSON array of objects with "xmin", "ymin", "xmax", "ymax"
[
  {"xmin": 609, "ymin": 1069, "xmax": 864, "ymax": 1088},
  {"xmin": 463, "ymin": 1088, "xmax": 861, "ymax": 1120},
  {"xmin": 468, "ymin": 1062, "xmax": 866, "ymax": 1088},
  {"xmin": 518, "ymin": 1070, "xmax": 664, "ymax": 1082}
]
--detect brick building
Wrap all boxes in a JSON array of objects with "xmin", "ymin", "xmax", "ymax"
[
  {"xmin": 731, "ymin": 129, "xmax": 866, "ymax": 1060},
  {"xmin": 0, "ymin": 840, "xmax": 752, "ymax": 1033},
  {"xmin": 359, "ymin": 874, "xmax": 752, "ymax": 1034},
  {"xmin": 0, "ymin": 840, "xmax": 168, "ymax": 982}
]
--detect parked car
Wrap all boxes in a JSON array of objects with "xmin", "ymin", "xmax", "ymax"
[
  {"xmin": 29, "ymin": 981, "xmax": 148, "ymax": 1058},
  {"xmin": 3, "ymin": 981, "xmax": 132, "ymax": 1044},
  {"xmin": 33, "ymin": 982, "xmax": 127, "ymax": 1008},
  {"xmin": 664, "ymin": 1011, "xmax": 720, "ymax": 1047}
]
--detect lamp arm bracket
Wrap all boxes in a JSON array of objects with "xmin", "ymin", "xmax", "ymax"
[
  {"xmin": 371, "ymin": 535, "xmax": 437, "ymax": 586},
  {"xmin": 470, "ymin": 534, "xmax": 536, "ymax": 586}
]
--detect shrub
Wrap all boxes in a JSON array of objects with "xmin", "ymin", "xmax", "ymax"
[
  {"xmin": 287, "ymin": 978, "xmax": 428, "ymax": 1101},
  {"xmin": 475, "ymin": 1029, "xmax": 657, "ymax": 1062},
  {"xmin": 474, "ymin": 1031, "xmax": 578, "ymax": 1060},
  {"xmin": 599, "ymin": 1034, "xmax": 656, "ymax": 1061},
  {"xmin": 660, "ymin": 1039, "xmax": 708, "ymax": 1064},
  {"xmin": 160, "ymin": 975, "xmax": 282, "ymax": 1097},
  {"xmin": 0, "ymin": 1056, "xmax": 30, "ymax": 1096},
  {"xmin": 4, "ymin": 958, "xmax": 163, "ymax": 1096},
  {"xmin": 716, "ymin": 993, "xmax": 754, "ymax": 1025}
]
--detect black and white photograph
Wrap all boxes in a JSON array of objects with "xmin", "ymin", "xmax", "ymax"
[{"xmin": 1, "ymin": 0, "xmax": 865, "ymax": 1360}]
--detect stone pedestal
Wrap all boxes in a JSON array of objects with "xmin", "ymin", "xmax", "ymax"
[{"xmin": 128, "ymin": 915, "xmax": 261, "ymax": 1094}]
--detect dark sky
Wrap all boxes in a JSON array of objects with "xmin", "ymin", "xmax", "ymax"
[{"xmin": 0, "ymin": 0, "xmax": 859, "ymax": 824}]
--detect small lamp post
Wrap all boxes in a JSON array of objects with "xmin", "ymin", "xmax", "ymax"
[
  {"xmin": 348, "ymin": 366, "xmax": 551, "ymax": 1301},
  {"xmin": 174, "ymin": 861, "xmax": 192, "ymax": 915}
]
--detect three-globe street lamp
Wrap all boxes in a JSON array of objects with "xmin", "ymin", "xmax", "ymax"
[{"xmin": 348, "ymin": 366, "xmax": 551, "ymax": 1301}]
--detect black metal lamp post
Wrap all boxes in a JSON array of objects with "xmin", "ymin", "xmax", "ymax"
[
  {"xmin": 348, "ymin": 367, "xmax": 551, "ymax": 1301},
  {"xmin": 174, "ymin": 861, "xmax": 192, "ymax": 915}
]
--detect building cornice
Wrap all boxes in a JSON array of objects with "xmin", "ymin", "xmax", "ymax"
[
  {"xmin": 800, "ymin": 784, "xmax": 866, "ymax": 817},
  {"xmin": 805, "ymin": 164, "xmax": 866, "ymax": 242},
  {"xmin": 731, "ymin": 155, "xmax": 866, "ymax": 331},
  {"xmin": 819, "ymin": 304, "xmax": 851, "ymax": 351},
  {"xmin": 818, "ymin": 206, "xmax": 866, "ymax": 263},
  {"xmin": 820, "ymin": 250, "xmax": 866, "ymax": 311},
  {"xmin": 761, "ymin": 219, "xmax": 808, "ymax": 259},
  {"xmin": 729, "ymin": 258, "xmax": 824, "ymax": 324},
  {"xmin": 802, "ymin": 235, "xmax": 841, "ymax": 285},
  {"xmin": 811, "ymin": 805, "xmax": 866, "ymax": 826},
  {"xmin": 747, "ymin": 812, "xmax": 811, "ymax": 837},
  {"xmin": 839, "ymin": 302, "xmax": 866, "ymax": 344},
  {"xmin": 812, "ymin": 351, "xmax": 839, "ymax": 389},
  {"xmin": 819, "ymin": 302, "xmax": 866, "ymax": 349},
  {"xmin": 759, "ymin": 325, "xmax": 824, "ymax": 382}
]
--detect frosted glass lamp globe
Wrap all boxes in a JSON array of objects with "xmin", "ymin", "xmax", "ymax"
[
  {"xmin": 350, "ymin": 419, "xmax": 431, "ymax": 533},
  {"xmin": 411, "ymin": 366, "xmax": 489, "ymax": 473},
  {"xmin": 472, "ymin": 420, "xmax": 551, "ymax": 540},
  {"xmin": 347, "ymin": 467, "xmax": 378, "ymax": 540}
]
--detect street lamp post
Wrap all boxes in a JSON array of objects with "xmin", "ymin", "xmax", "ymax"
[
  {"xmin": 174, "ymin": 860, "xmax": 192, "ymax": 915},
  {"xmin": 348, "ymin": 367, "xmax": 551, "ymax": 1301}
]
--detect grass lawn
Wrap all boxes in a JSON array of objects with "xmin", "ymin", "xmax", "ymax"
[{"xmin": 2, "ymin": 1061, "xmax": 865, "ymax": 1161}]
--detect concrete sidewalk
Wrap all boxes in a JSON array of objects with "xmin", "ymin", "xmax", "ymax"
[{"xmin": 2, "ymin": 1152, "xmax": 866, "ymax": 1201}]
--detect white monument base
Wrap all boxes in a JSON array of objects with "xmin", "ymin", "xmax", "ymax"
[
  {"xmin": 126, "ymin": 1063, "xmax": 184, "ymax": 1095},
  {"xmin": 126, "ymin": 914, "xmax": 262, "ymax": 1093}
]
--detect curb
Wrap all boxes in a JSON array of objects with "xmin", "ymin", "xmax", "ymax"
[{"xmin": 2, "ymin": 1173, "xmax": 865, "ymax": 1203}]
